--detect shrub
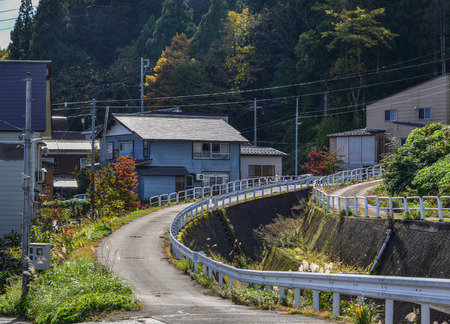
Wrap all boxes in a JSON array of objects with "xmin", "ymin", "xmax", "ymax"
[
  {"xmin": 412, "ymin": 155, "xmax": 450, "ymax": 196},
  {"xmin": 381, "ymin": 123, "xmax": 450, "ymax": 195}
]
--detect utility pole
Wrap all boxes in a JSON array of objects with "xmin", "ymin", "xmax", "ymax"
[
  {"xmin": 90, "ymin": 99, "xmax": 96, "ymax": 215},
  {"xmin": 295, "ymin": 98, "xmax": 299, "ymax": 177},
  {"xmin": 100, "ymin": 105, "xmax": 109, "ymax": 164},
  {"xmin": 254, "ymin": 98, "xmax": 257, "ymax": 146},
  {"xmin": 21, "ymin": 72, "xmax": 32, "ymax": 297},
  {"xmin": 140, "ymin": 57, "xmax": 150, "ymax": 114},
  {"xmin": 441, "ymin": 0, "xmax": 446, "ymax": 75}
]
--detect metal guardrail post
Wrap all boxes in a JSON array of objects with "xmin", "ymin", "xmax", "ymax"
[
  {"xmin": 385, "ymin": 299, "xmax": 394, "ymax": 324},
  {"xmin": 294, "ymin": 288, "xmax": 301, "ymax": 308},
  {"xmin": 313, "ymin": 290, "xmax": 320, "ymax": 311},
  {"xmin": 421, "ymin": 304, "xmax": 430, "ymax": 324},
  {"xmin": 333, "ymin": 292, "xmax": 340, "ymax": 317}
]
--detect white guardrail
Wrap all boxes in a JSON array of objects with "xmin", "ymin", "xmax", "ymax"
[
  {"xmin": 149, "ymin": 175, "xmax": 310, "ymax": 207},
  {"xmin": 168, "ymin": 166, "xmax": 450, "ymax": 324},
  {"xmin": 313, "ymin": 166, "xmax": 450, "ymax": 221}
]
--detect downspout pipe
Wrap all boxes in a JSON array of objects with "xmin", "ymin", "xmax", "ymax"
[{"xmin": 370, "ymin": 229, "xmax": 393, "ymax": 273}]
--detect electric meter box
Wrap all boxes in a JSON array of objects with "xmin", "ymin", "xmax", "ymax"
[{"xmin": 28, "ymin": 243, "xmax": 52, "ymax": 270}]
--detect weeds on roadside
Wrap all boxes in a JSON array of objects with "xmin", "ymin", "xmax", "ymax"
[{"xmin": 343, "ymin": 299, "xmax": 379, "ymax": 324}]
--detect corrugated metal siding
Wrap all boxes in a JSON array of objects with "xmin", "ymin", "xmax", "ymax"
[
  {"xmin": 0, "ymin": 161, "xmax": 24, "ymax": 237},
  {"xmin": 0, "ymin": 62, "xmax": 48, "ymax": 131}
]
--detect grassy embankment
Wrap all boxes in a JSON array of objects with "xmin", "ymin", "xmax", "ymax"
[{"xmin": 0, "ymin": 199, "xmax": 159, "ymax": 323}]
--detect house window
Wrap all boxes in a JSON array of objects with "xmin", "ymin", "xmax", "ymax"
[
  {"xmin": 202, "ymin": 172, "xmax": 229, "ymax": 186},
  {"xmin": 401, "ymin": 138, "xmax": 407, "ymax": 146},
  {"xmin": 80, "ymin": 158, "xmax": 88, "ymax": 167},
  {"xmin": 419, "ymin": 108, "xmax": 431, "ymax": 120},
  {"xmin": 248, "ymin": 165, "xmax": 275, "ymax": 178},
  {"xmin": 143, "ymin": 140, "xmax": 150, "ymax": 158},
  {"xmin": 186, "ymin": 175, "xmax": 193, "ymax": 189},
  {"xmin": 193, "ymin": 142, "xmax": 230, "ymax": 159},
  {"xmin": 106, "ymin": 143, "xmax": 113, "ymax": 160},
  {"xmin": 385, "ymin": 110, "xmax": 397, "ymax": 121},
  {"xmin": 119, "ymin": 141, "xmax": 133, "ymax": 157}
]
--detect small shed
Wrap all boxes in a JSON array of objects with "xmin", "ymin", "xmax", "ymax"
[
  {"xmin": 240, "ymin": 143, "xmax": 287, "ymax": 179},
  {"xmin": 328, "ymin": 129, "xmax": 385, "ymax": 170}
]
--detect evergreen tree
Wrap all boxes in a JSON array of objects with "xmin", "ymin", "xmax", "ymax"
[
  {"xmin": 146, "ymin": 0, "xmax": 196, "ymax": 61},
  {"xmin": 191, "ymin": 0, "xmax": 228, "ymax": 57},
  {"xmin": 8, "ymin": 0, "xmax": 34, "ymax": 59}
]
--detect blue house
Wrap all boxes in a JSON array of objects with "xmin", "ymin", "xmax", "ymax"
[
  {"xmin": 0, "ymin": 60, "xmax": 52, "ymax": 237},
  {"xmin": 101, "ymin": 113, "xmax": 248, "ymax": 198}
]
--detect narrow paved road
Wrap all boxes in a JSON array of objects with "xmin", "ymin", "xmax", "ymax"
[{"xmin": 96, "ymin": 203, "xmax": 335, "ymax": 324}]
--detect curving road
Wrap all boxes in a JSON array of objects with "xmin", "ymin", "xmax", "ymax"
[{"xmin": 96, "ymin": 203, "xmax": 335, "ymax": 324}]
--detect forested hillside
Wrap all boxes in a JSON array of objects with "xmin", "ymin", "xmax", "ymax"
[{"xmin": 3, "ymin": 0, "xmax": 449, "ymax": 173}]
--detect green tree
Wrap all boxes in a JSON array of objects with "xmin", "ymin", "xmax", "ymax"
[
  {"xmin": 146, "ymin": 0, "xmax": 195, "ymax": 60},
  {"xmin": 8, "ymin": 0, "xmax": 34, "ymax": 59},
  {"xmin": 381, "ymin": 123, "xmax": 450, "ymax": 195},
  {"xmin": 191, "ymin": 0, "xmax": 229, "ymax": 57},
  {"xmin": 321, "ymin": 6, "xmax": 397, "ymax": 110}
]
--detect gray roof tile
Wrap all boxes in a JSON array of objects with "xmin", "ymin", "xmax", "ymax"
[
  {"xmin": 113, "ymin": 114, "xmax": 248, "ymax": 142},
  {"xmin": 327, "ymin": 128, "xmax": 385, "ymax": 137},
  {"xmin": 240, "ymin": 146, "xmax": 287, "ymax": 156}
]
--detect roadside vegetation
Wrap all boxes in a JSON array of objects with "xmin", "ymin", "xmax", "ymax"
[
  {"xmin": 171, "ymin": 199, "xmax": 374, "ymax": 323},
  {"xmin": 374, "ymin": 123, "xmax": 450, "ymax": 220},
  {"xmin": 0, "ymin": 157, "xmax": 152, "ymax": 323}
]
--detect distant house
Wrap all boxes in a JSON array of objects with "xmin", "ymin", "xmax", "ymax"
[
  {"xmin": 42, "ymin": 116, "xmax": 95, "ymax": 197},
  {"xmin": 328, "ymin": 129, "xmax": 386, "ymax": 170},
  {"xmin": 329, "ymin": 74, "xmax": 450, "ymax": 169},
  {"xmin": 240, "ymin": 143, "xmax": 287, "ymax": 179},
  {"xmin": 366, "ymin": 74, "xmax": 450, "ymax": 147},
  {"xmin": 0, "ymin": 60, "xmax": 52, "ymax": 237},
  {"xmin": 100, "ymin": 114, "xmax": 248, "ymax": 198},
  {"xmin": 43, "ymin": 139, "xmax": 94, "ymax": 197}
]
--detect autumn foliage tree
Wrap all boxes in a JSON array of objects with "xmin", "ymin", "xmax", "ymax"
[
  {"xmin": 302, "ymin": 147, "xmax": 343, "ymax": 175},
  {"xmin": 90, "ymin": 156, "xmax": 140, "ymax": 217}
]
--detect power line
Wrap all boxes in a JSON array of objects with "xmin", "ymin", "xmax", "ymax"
[{"xmin": 52, "ymin": 51, "xmax": 449, "ymax": 108}]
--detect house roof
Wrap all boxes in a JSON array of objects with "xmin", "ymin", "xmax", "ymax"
[
  {"xmin": 327, "ymin": 128, "xmax": 386, "ymax": 138},
  {"xmin": 240, "ymin": 145, "xmax": 287, "ymax": 156},
  {"xmin": 43, "ymin": 140, "xmax": 94, "ymax": 152},
  {"xmin": 112, "ymin": 114, "xmax": 248, "ymax": 142}
]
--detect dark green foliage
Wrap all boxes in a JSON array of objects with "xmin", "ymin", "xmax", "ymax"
[
  {"xmin": 5, "ymin": 0, "xmax": 449, "ymax": 172},
  {"xmin": 381, "ymin": 123, "xmax": 450, "ymax": 195},
  {"xmin": 191, "ymin": 0, "xmax": 229, "ymax": 57},
  {"xmin": 146, "ymin": 0, "xmax": 196, "ymax": 60},
  {"xmin": 8, "ymin": 0, "xmax": 34, "ymax": 59},
  {"xmin": 412, "ymin": 155, "xmax": 450, "ymax": 196}
]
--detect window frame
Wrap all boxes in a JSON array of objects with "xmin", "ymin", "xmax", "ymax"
[
  {"xmin": 143, "ymin": 140, "xmax": 150, "ymax": 158},
  {"xmin": 418, "ymin": 108, "xmax": 431, "ymax": 120},
  {"xmin": 105, "ymin": 143, "xmax": 113, "ymax": 160},
  {"xmin": 385, "ymin": 110, "xmax": 397, "ymax": 121},
  {"xmin": 119, "ymin": 141, "xmax": 133, "ymax": 157},
  {"xmin": 192, "ymin": 142, "xmax": 230, "ymax": 160}
]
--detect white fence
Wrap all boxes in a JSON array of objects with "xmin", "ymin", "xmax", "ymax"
[
  {"xmin": 312, "ymin": 166, "xmax": 450, "ymax": 220},
  {"xmin": 149, "ymin": 175, "xmax": 311, "ymax": 207},
  {"xmin": 169, "ymin": 167, "xmax": 450, "ymax": 324}
]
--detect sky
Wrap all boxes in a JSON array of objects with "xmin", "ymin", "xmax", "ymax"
[{"xmin": 0, "ymin": 0, "xmax": 39, "ymax": 49}]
